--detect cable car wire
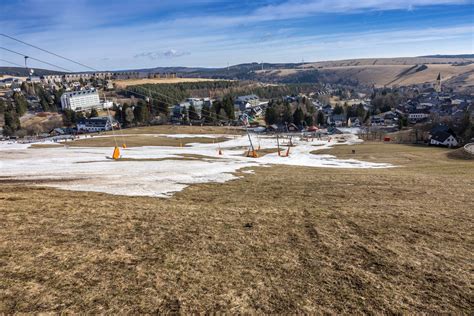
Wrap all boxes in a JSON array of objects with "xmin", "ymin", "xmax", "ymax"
[
  {"xmin": 1, "ymin": 33, "xmax": 99, "ymax": 72},
  {"xmin": 0, "ymin": 36, "xmax": 236, "ymax": 122},
  {"xmin": 0, "ymin": 58, "xmax": 23, "ymax": 67},
  {"xmin": 0, "ymin": 47, "xmax": 73, "ymax": 72}
]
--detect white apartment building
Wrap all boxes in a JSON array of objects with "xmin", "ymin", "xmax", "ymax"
[
  {"xmin": 60, "ymin": 89, "xmax": 101, "ymax": 111},
  {"xmin": 42, "ymin": 75, "xmax": 63, "ymax": 83},
  {"xmin": 408, "ymin": 112, "xmax": 429, "ymax": 121},
  {"xmin": 64, "ymin": 73, "xmax": 92, "ymax": 82}
]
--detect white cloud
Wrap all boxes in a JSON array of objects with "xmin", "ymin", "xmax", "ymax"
[
  {"xmin": 134, "ymin": 49, "xmax": 191, "ymax": 60},
  {"xmin": 0, "ymin": 0, "xmax": 471, "ymax": 69}
]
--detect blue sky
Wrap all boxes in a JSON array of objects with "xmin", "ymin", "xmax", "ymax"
[{"xmin": 0, "ymin": 0, "xmax": 473, "ymax": 71}]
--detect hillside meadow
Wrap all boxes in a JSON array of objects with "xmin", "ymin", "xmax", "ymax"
[{"xmin": 0, "ymin": 142, "xmax": 473, "ymax": 313}]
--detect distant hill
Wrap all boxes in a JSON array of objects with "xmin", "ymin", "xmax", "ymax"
[
  {"xmin": 420, "ymin": 54, "xmax": 474, "ymax": 59},
  {"xmin": 132, "ymin": 56, "xmax": 474, "ymax": 90},
  {"xmin": 2, "ymin": 54, "xmax": 473, "ymax": 91}
]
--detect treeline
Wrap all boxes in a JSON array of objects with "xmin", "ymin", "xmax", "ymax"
[
  {"xmin": 370, "ymin": 91, "xmax": 402, "ymax": 114},
  {"xmin": 264, "ymin": 98, "xmax": 371, "ymax": 127},
  {"xmin": 125, "ymin": 81, "xmax": 241, "ymax": 104},
  {"xmin": 21, "ymin": 82, "xmax": 62, "ymax": 112},
  {"xmin": 235, "ymin": 84, "xmax": 316, "ymax": 99},
  {"xmin": 113, "ymin": 98, "xmax": 170, "ymax": 126},
  {"xmin": 264, "ymin": 98, "xmax": 318, "ymax": 126},
  {"xmin": 193, "ymin": 96, "xmax": 235, "ymax": 124},
  {"xmin": 1, "ymin": 93, "xmax": 27, "ymax": 136},
  {"xmin": 36, "ymin": 85, "xmax": 62, "ymax": 112},
  {"xmin": 125, "ymin": 81, "xmax": 320, "ymax": 104}
]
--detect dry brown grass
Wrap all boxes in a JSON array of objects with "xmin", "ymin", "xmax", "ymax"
[
  {"xmin": 64, "ymin": 135, "xmax": 229, "ymax": 148},
  {"xmin": 0, "ymin": 142, "xmax": 473, "ymax": 313},
  {"xmin": 104, "ymin": 125, "xmax": 244, "ymax": 135},
  {"xmin": 263, "ymin": 59, "xmax": 474, "ymax": 89}
]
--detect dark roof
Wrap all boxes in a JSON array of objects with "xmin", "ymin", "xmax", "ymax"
[
  {"xmin": 431, "ymin": 131, "xmax": 454, "ymax": 143},
  {"xmin": 328, "ymin": 127, "xmax": 343, "ymax": 134},
  {"xmin": 430, "ymin": 124, "xmax": 455, "ymax": 136},
  {"xmin": 77, "ymin": 117, "xmax": 112, "ymax": 127},
  {"xmin": 49, "ymin": 127, "xmax": 65, "ymax": 134}
]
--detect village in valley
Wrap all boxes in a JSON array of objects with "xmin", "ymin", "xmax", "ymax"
[
  {"xmin": 1, "ymin": 0, "xmax": 473, "ymax": 313},
  {"xmin": 1, "ymin": 55, "xmax": 474, "ymax": 313},
  {"xmin": 1, "ymin": 65, "xmax": 473, "ymax": 149}
]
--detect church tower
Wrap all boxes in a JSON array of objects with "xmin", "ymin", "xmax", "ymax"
[{"xmin": 435, "ymin": 72, "xmax": 441, "ymax": 93}]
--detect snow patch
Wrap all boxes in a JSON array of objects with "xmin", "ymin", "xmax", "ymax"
[{"xmin": 0, "ymin": 133, "xmax": 391, "ymax": 197}]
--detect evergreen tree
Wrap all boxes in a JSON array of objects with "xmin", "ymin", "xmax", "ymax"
[
  {"xmin": 3, "ymin": 102, "xmax": 21, "ymax": 136},
  {"xmin": 222, "ymin": 95, "xmax": 235, "ymax": 119},
  {"xmin": 151, "ymin": 99, "xmax": 168, "ymax": 116},
  {"xmin": 63, "ymin": 109, "xmax": 76, "ymax": 127},
  {"xmin": 209, "ymin": 103, "xmax": 218, "ymax": 123},
  {"xmin": 0, "ymin": 99, "xmax": 5, "ymax": 114},
  {"xmin": 181, "ymin": 107, "xmax": 189, "ymax": 124},
  {"xmin": 282, "ymin": 102, "xmax": 292, "ymax": 124},
  {"xmin": 265, "ymin": 106, "xmax": 278, "ymax": 125},
  {"xmin": 356, "ymin": 103, "xmax": 366, "ymax": 118},
  {"xmin": 113, "ymin": 104, "xmax": 122, "ymax": 122},
  {"xmin": 54, "ymin": 89, "xmax": 64, "ymax": 109},
  {"xmin": 201, "ymin": 103, "xmax": 212, "ymax": 124},
  {"xmin": 317, "ymin": 111, "xmax": 325, "ymax": 125},
  {"xmin": 89, "ymin": 108, "xmax": 99, "ymax": 118},
  {"xmin": 159, "ymin": 101, "xmax": 169, "ymax": 116},
  {"xmin": 304, "ymin": 114, "xmax": 314, "ymax": 126},
  {"xmin": 213, "ymin": 100, "xmax": 223, "ymax": 117},
  {"xmin": 293, "ymin": 107, "xmax": 305, "ymax": 126},
  {"xmin": 188, "ymin": 104, "xmax": 200, "ymax": 121},
  {"xmin": 133, "ymin": 102, "xmax": 150, "ymax": 124},
  {"xmin": 13, "ymin": 93, "xmax": 28, "ymax": 116},
  {"xmin": 333, "ymin": 104, "xmax": 344, "ymax": 115},
  {"xmin": 76, "ymin": 111, "xmax": 85, "ymax": 120},
  {"xmin": 218, "ymin": 108, "xmax": 227, "ymax": 121}
]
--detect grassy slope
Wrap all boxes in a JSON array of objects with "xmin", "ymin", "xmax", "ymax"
[
  {"xmin": 51, "ymin": 135, "xmax": 230, "ymax": 148},
  {"xmin": 0, "ymin": 143, "xmax": 473, "ymax": 313},
  {"xmin": 262, "ymin": 60, "xmax": 474, "ymax": 89},
  {"xmin": 103, "ymin": 125, "xmax": 244, "ymax": 135}
]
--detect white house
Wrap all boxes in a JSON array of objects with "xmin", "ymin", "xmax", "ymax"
[
  {"xmin": 235, "ymin": 95, "xmax": 259, "ymax": 111},
  {"xmin": 102, "ymin": 101, "xmax": 114, "ymax": 109},
  {"xmin": 61, "ymin": 89, "xmax": 101, "ymax": 111},
  {"xmin": 77, "ymin": 117, "xmax": 114, "ymax": 132},
  {"xmin": 429, "ymin": 131, "xmax": 458, "ymax": 147}
]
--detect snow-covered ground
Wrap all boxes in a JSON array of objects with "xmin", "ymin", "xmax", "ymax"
[{"xmin": 0, "ymin": 133, "xmax": 392, "ymax": 197}]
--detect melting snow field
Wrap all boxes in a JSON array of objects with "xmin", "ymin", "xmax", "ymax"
[{"xmin": 0, "ymin": 133, "xmax": 392, "ymax": 197}]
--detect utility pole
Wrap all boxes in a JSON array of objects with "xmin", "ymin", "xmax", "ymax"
[{"xmin": 24, "ymin": 56, "xmax": 35, "ymax": 93}]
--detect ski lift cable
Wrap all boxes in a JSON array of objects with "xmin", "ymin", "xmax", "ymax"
[
  {"xmin": 0, "ymin": 35, "xmax": 184, "ymax": 106},
  {"xmin": 0, "ymin": 33, "xmax": 99, "ymax": 72},
  {"xmin": 103, "ymin": 92, "xmax": 125, "ymax": 148},
  {"xmin": 0, "ymin": 47, "xmax": 73, "ymax": 72},
  {"xmin": 0, "ymin": 35, "xmax": 231, "ymax": 118},
  {"xmin": 104, "ymin": 92, "xmax": 127, "ymax": 148},
  {"xmin": 0, "ymin": 58, "xmax": 23, "ymax": 67},
  {"xmin": 1, "ymin": 36, "xmax": 239, "ymax": 124}
]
